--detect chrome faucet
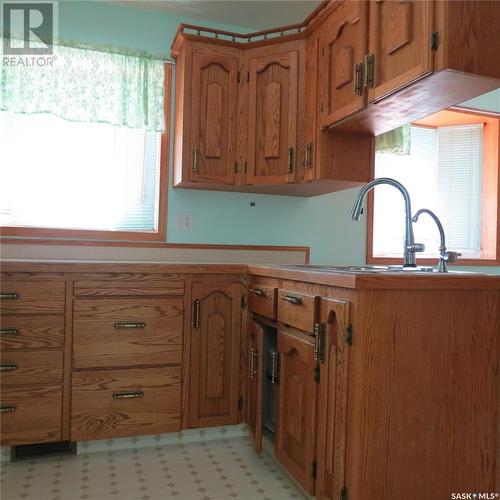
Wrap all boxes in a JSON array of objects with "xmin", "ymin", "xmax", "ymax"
[
  {"xmin": 349, "ymin": 178, "xmax": 425, "ymax": 267},
  {"xmin": 412, "ymin": 208, "xmax": 460, "ymax": 273}
]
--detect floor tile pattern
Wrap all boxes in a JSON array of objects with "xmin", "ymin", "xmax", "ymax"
[{"xmin": 1, "ymin": 437, "xmax": 306, "ymax": 500}]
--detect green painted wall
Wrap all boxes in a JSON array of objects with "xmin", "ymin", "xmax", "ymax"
[{"xmin": 57, "ymin": 1, "xmax": 498, "ymax": 273}]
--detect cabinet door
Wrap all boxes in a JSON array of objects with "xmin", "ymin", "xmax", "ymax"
[
  {"xmin": 247, "ymin": 319, "xmax": 263, "ymax": 453},
  {"xmin": 367, "ymin": 0, "xmax": 434, "ymax": 102},
  {"xmin": 316, "ymin": 298, "xmax": 350, "ymax": 500},
  {"xmin": 188, "ymin": 281, "xmax": 241, "ymax": 427},
  {"xmin": 190, "ymin": 50, "xmax": 239, "ymax": 184},
  {"xmin": 247, "ymin": 49, "xmax": 299, "ymax": 185},
  {"xmin": 276, "ymin": 329, "xmax": 317, "ymax": 495},
  {"xmin": 320, "ymin": 1, "xmax": 368, "ymax": 128}
]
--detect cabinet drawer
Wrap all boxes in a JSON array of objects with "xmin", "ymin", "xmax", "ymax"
[
  {"xmin": 1, "ymin": 385, "xmax": 62, "ymax": 445},
  {"xmin": 71, "ymin": 366, "xmax": 181, "ymax": 441},
  {"xmin": 73, "ymin": 298, "xmax": 183, "ymax": 369},
  {"xmin": 0, "ymin": 315, "xmax": 65, "ymax": 350},
  {"xmin": 1, "ymin": 351, "xmax": 63, "ymax": 386},
  {"xmin": 0, "ymin": 275, "xmax": 65, "ymax": 314},
  {"xmin": 248, "ymin": 285, "xmax": 277, "ymax": 320},
  {"xmin": 277, "ymin": 289, "xmax": 319, "ymax": 333}
]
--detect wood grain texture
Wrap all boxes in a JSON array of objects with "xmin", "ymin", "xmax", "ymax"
[
  {"xmin": 248, "ymin": 283, "xmax": 277, "ymax": 320},
  {"xmin": 0, "ymin": 385, "xmax": 62, "ymax": 445},
  {"xmin": 264, "ymin": 81, "xmax": 282, "ymax": 158},
  {"xmin": 247, "ymin": 319, "xmax": 263, "ymax": 453},
  {"xmin": 0, "ymin": 315, "xmax": 64, "ymax": 350},
  {"xmin": 276, "ymin": 328, "xmax": 317, "ymax": 495},
  {"xmin": 71, "ymin": 366, "xmax": 181, "ymax": 441},
  {"xmin": 187, "ymin": 280, "xmax": 241, "ymax": 428},
  {"xmin": 277, "ymin": 288, "xmax": 319, "ymax": 333},
  {"xmin": 1, "ymin": 350, "xmax": 63, "ymax": 386},
  {"xmin": 73, "ymin": 298, "xmax": 183, "ymax": 369}
]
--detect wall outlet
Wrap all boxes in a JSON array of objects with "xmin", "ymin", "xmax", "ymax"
[{"xmin": 175, "ymin": 213, "xmax": 193, "ymax": 230}]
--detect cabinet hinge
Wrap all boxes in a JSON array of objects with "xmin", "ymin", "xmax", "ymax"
[
  {"xmin": 238, "ymin": 397, "xmax": 244, "ymax": 411},
  {"xmin": 340, "ymin": 486, "xmax": 348, "ymax": 500},
  {"xmin": 241, "ymin": 295, "xmax": 246, "ymax": 309},
  {"xmin": 345, "ymin": 325, "xmax": 353, "ymax": 345},
  {"xmin": 431, "ymin": 31, "xmax": 439, "ymax": 51},
  {"xmin": 314, "ymin": 365, "xmax": 320, "ymax": 383},
  {"xmin": 237, "ymin": 71, "xmax": 241, "ymax": 83},
  {"xmin": 312, "ymin": 460, "xmax": 317, "ymax": 478}
]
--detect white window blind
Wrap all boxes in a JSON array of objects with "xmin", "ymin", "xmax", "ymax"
[
  {"xmin": 373, "ymin": 123, "xmax": 483, "ymax": 258},
  {"xmin": 0, "ymin": 111, "xmax": 161, "ymax": 232}
]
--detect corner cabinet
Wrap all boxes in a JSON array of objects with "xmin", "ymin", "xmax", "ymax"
[{"xmin": 187, "ymin": 279, "xmax": 242, "ymax": 428}]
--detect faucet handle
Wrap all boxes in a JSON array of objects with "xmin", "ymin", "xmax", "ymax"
[
  {"xmin": 444, "ymin": 251, "xmax": 460, "ymax": 264},
  {"xmin": 408, "ymin": 242, "xmax": 425, "ymax": 253}
]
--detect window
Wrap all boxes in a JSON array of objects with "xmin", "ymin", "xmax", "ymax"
[
  {"xmin": 0, "ymin": 40, "xmax": 170, "ymax": 241},
  {"xmin": 369, "ymin": 109, "xmax": 499, "ymax": 265}
]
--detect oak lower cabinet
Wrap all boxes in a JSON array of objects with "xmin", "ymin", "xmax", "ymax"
[
  {"xmin": 276, "ymin": 329, "xmax": 318, "ymax": 495},
  {"xmin": 187, "ymin": 279, "xmax": 242, "ymax": 428},
  {"xmin": 0, "ymin": 272, "xmax": 66, "ymax": 446}
]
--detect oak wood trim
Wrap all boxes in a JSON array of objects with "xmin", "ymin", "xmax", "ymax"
[{"xmin": 61, "ymin": 275, "xmax": 72, "ymax": 441}]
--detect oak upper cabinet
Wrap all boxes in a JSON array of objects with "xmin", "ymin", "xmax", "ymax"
[
  {"xmin": 320, "ymin": 1, "xmax": 368, "ymax": 128},
  {"xmin": 367, "ymin": 0, "xmax": 434, "ymax": 102},
  {"xmin": 245, "ymin": 42, "xmax": 303, "ymax": 185},
  {"xmin": 276, "ymin": 329, "xmax": 317, "ymax": 496},
  {"xmin": 173, "ymin": 40, "xmax": 240, "ymax": 186},
  {"xmin": 315, "ymin": 298, "xmax": 350, "ymax": 500},
  {"xmin": 187, "ymin": 280, "xmax": 242, "ymax": 428},
  {"xmin": 247, "ymin": 319, "xmax": 263, "ymax": 453}
]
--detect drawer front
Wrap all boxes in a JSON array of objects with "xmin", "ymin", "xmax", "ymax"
[
  {"xmin": 1, "ymin": 351, "xmax": 63, "ymax": 386},
  {"xmin": 248, "ymin": 285, "xmax": 277, "ymax": 319},
  {"xmin": 1, "ymin": 385, "xmax": 62, "ymax": 445},
  {"xmin": 0, "ymin": 315, "xmax": 65, "ymax": 350},
  {"xmin": 277, "ymin": 289, "xmax": 319, "ymax": 333},
  {"xmin": 73, "ymin": 298, "xmax": 183, "ymax": 369},
  {"xmin": 71, "ymin": 366, "xmax": 181, "ymax": 441},
  {"xmin": 73, "ymin": 273, "xmax": 185, "ymax": 297},
  {"xmin": 0, "ymin": 276, "xmax": 65, "ymax": 314}
]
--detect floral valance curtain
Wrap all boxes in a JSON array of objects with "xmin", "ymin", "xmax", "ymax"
[
  {"xmin": 0, "ymin": 40, "xmax": 166, "ymax": 132},
  {"xmin": 375, "ymin": 124, "xmax": 411, "ymax": 155}
]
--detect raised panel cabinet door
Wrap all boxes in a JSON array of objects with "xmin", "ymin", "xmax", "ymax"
[
  {"xmin": 315, "ymin": 298, "xmax": 350, "ymax": 500},
  {"xmin": 189, "ymin": 50, "xmax": 239, "ymax": 184},
  {"xmin": 247, "ymin": 319, "xmax": 263, "ymax": 453},
  {"xmin": 367, "ymin": 0, "xmax": 434, "ymax": 102},
  {"xmin": 188, "ymin": 281, "xmax": 242, "ymax": 428},
  {"xmin": 320, "ymin": 1, "xmax": 368, "ymax": 128},
  {"xmin": 246, "ymin": 49, "xmax": 299, "ymax": 185},
  {"xmin": 276, "ymin": 329, "xmax": 317, "ymax": 495}
]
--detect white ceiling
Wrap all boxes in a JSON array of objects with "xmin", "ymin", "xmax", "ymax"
[{"xmin": 113, "ymin": 0, "xmax": 322, "ymax": 30}]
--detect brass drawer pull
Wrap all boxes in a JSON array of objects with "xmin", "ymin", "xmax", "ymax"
[
  {"xmin": 0, "ymin": 328, "xmax": 19, "ymax": 336},
  {"xmin": 281, "ymin": 295, "xmax": 303, "ymax": 306},
  {"xmin": 249, "ymin": 288, "xmax": 266, "ymax": 297},
  {"xmin": 304, "ymin": 143, "xmax": 313, "ymax": 168},
  {"xmin": 0, "ymin": 364, "xmax": 18, "ymax": 372},
  {"xmin": 249, "ymin": 347, "xmax": 258, "ymax": 379},
  {"xmin": 112, "ymin": 390, "xmax": 144, "ymax": 400},
  {"xmin": 271, "ymin": 351, "xmax": 280, "ymax": 385},
  {"xmin": 287, "ymin": 147, "xmax": 295, "ymax": 174},
  {"xmin": 353, "ymin": 62, "xmax": 364, "ymax": 96},
  {"xmin": 0, "ymin": 293, "xmax": 20, "ymax": 300},
  {"xmin": 114, "ymin": 322, "xmax": 146, "ymax": 330},
  {"xmin": 192, "ymin": 147, "xmax": 199, "ymax": 172},
  {"xmin": 0, "ymin": 405, "xmax": 16, "ymax": 413},
  {"xmin": 193, "ymin": 299, "xmax": 200, "ymax": 329}
]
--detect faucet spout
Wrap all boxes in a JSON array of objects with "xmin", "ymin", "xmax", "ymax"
[{"xmin": 350, "ymin": 178, "xmax": 424, "ymax": 267}]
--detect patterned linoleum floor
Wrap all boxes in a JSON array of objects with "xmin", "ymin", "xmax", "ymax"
[{"xmin": 0, "ymin": 437, "xmax": 306, "ymax": 500}]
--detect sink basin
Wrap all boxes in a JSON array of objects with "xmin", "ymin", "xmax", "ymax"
[{"xmin": 279, "ymin": 265, "xmax": 435, "ymax": 273}]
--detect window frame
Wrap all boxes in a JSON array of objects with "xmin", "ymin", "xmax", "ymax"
[
  {"xmin": 0, "ymin": 64, "xmax": 172, "ymax": 243},
  {"xmin": 367, "ymin": 107, "xmax": 500, "ymax": 267}
]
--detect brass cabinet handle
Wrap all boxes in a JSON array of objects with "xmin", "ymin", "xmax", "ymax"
[
  {"xmin": 271, "ymin": 351, "xmax": 280, "ymax": 385},
  {"xmin": 249, "ymin": 347, "xmax": 258, "ymax": 379},
  {"xmin": 0, "ymin": 328, "xmax": 19, "ymax": 336},
  {"xmin": 193, "ymin": 299, "xmax": 200, "ymax": 329},
  {"xmin": 0, "ymin": 293, "xmax": 20, "ymax": 300},
  {"xmin": 0, "ymin": 405, "xmax": 16, "ymax": 413},
  {"xmin": 363, "ymin": 54, "xmax": 374, "ymax": 89},
  {"xmin": 234, "ymin": 161, "xmax": 239, "ymax": 174},
  {"xmin": 281, "ymin": 295, "xmax": 303, "ymax": 306},
  {"xmin": 192, "ymin": 147, "xmax": 199, "ymax": 172},
  {"xmin": 0, "ymin": 364, "xmax": 18, "ymax": 372},
  {"xmin": 287, "ymin": 147, "xmax": 295, "ymax": 174},
  {"xmin": 304, "ymin": 143, "xmax": 313, "ymax": 169},
  {"xmin": 112, "ymin": 390, "xmax": 144, "ymax": 400},
  {"xmin": 353, "ymin": 63, "xmax": 364, "ymax": 96},
  {"xmin": 114, "ymin": 322, "xmax": 145, "ymax": 330},
  {"xmin": 249, "ymin": 288, "xmax": 266, "ymax": 297}
]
